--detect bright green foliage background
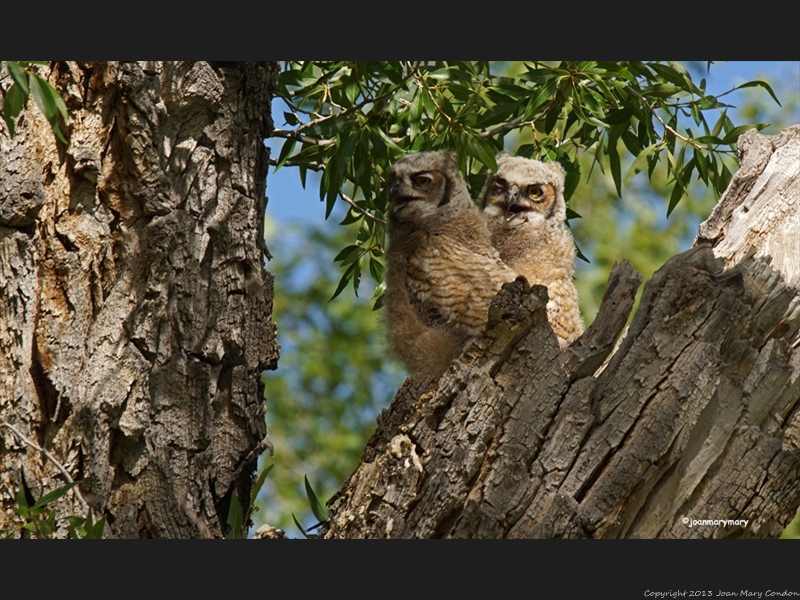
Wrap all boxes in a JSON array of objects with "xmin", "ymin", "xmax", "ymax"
[
  {"xmin": 256, "ymin": 214, "xmax": 404, "ymax": 533},
  {"xmin": 254, "ymin": 61, "xmax": 799, "ymax": 538}
]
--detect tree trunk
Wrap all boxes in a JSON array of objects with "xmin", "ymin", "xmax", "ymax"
[
  {"xmin": 0, "ymin": 62, "xmax": 279, "ymax": 538},
  {"xmin": 326, "ymin": 125, "xmax": 800, "ymax": 539}
]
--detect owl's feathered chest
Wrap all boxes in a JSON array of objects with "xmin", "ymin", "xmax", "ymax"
[{"xmin": 488, "ymin": 220, "xmax": 576, "ymax": 284}]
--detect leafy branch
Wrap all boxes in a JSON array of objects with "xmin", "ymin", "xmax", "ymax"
[
  {"xmin": 1, "ymin": 61, "xmax": 69, "ymax": 142},
  {"xmin": 271, "ymin": 61, "xmax": 777, "ymax": 304}
]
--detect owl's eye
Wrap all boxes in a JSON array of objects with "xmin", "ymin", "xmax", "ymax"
[
  {"xmin": 412, "ymin": 174, "xmax": 433, "ymax": 189},
  {"xmin": 527, "ymin": 185, "xmax": 543, "ymax": 200},
  {"xmin": 491, "ymin": 178, "xmax": 507, "ymax": 195}
]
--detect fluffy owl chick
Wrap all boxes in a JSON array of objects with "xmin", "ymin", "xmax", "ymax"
[
  {"xmin": 481, "ymin": 154, "xmax": 584, "ymax": 347},
  {"xmin": 385, "ymin": 150, "xmax": 516, "ymax": 380}
]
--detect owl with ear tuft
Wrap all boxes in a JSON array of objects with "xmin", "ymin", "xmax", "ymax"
[
  {"xmin": 480, "ymin": 153, "xmax": 584, "ymax": 347},
  {"xmin": 384, "ymin": 150, "xmax": 516, "ymax": 381}
]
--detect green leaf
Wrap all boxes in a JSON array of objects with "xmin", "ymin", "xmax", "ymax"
[
  {"xmin": 15, "ymin": 486, "xmax": 29, "ymax": 512},
  {"xmin": 668, "ymin": 156, "xmax": 695, "ymax": 216},
  {"xmin": 333, "ymin": 244, "xmax": 363, "ymax": 266},
  {"xmin": 2, "ymin": 82, "xmax": 27, "ymax": 136},
  {"xmin": 641, "ymin": 83, "xmax": 684, "ymax": 98},
  {"xmin": 51, "ymin": 122, "xmax": 67, "ymax": 144},
  {"xmin": 27, "ymin": 73, "xmax": 69, "ymax": 143},
  {"xmin": 323, "ymin": 163, "xmax": 342, "ymax": 219},
  {"xmin": 418, "ymin": 86, "xmax": 436, "ymax": 116},
  {"xmin": 345, "ymin": 77, "xmax": 360, "ymax": 105},
  {"xmin": 226, "ymin": 491, "xmax": 244, "ymax": 539},
  {"xmin": 298, "ymin": 164, "xmax": 308, "ymax": 188},
  {"xmin": 695, "ymin": 149, "xmax": 709, "ymax": 184},
  {"xmin": 22, "ymin": 522, "xmax": 39, "ymax": 534},
  {"xmin": 523, "ymin": 78, "xmax": 560, "ymax": 122},
  {"xmin": 716, "ymin": 159, "xmax": 733, "ymax": 196},
  {"xmin": 274, "ymin": 138, "xmax": 296, "ymax": 171},
  {"xmin": 721, "ymin": 124, "xmax": 759, "ymax": 145},
  {"xmin": 304, "ymin": 475, "xmax": 327, "ymax": 524},
  {"xmin": 339, "ymin": 207, "xmax": 363, "ymax": 226},
  {"xmin": 29, "ymin": 73, "xmax": 68, "ymax": 122},
  {"xmin": 6, "ymin": 61, "xmax": 29, "ymax": 95},
  {"xmin": 65, "ymin": 515, "xmax": 87, "ymax": 539},
  {"xmin": 737, "ymin": 80, "xmax": 781, "ymax": 106},
  {"xmin": 337, "ymin": 131, "xmax": 359, "ymax": 175},
  {"xmin": 372, "ymin": 281, "xmax": 387, "ymax": 311},
  {"xmin": 84, "ymin": 507, "xmax": 94, "ymax": 531},
  {"xmin": 621, "ymin": 130, "xmax": 642, "ymax": 158},
  {"xmin": 562, "ymin": 161, "xmax": 580, "ymax": 202},
  {"xmin": 565, "ymin": 207, "xmax": 582, "ymax": 220},
  {"xmin": 667, "ymin": 180, "xmax": 684, "ymax": 217},
  {"xmin": 374, "ymin": 127, "xmax": 404, "ymax": 153},
  {"xmin": 570, "ymin": 94, "xmax": 607, "ymax": 129},
  {"xmin": 33, "ymin": 480, "xmax": 81, "ymax": 509},
  {"xmin": 693, "ymin": 135, "xmax": 723, "ymax": 146},
  {"xmin": 625, "ymin": 143, "xmax": 658, "ymax": 184},
  {"xmin": 690, "ymin": 102, "xmax": 702, "ymax": 126},
  {"xmin": 282, "ymin": 111, "xmax": 300, "ymax": 127},
  {"xmin": 472, "ymin": 98, "xmax": 523, "ymax": 130},
  {"xmin": 464, "ymin": 133, "xmax": 498, "ymax": 172},
  {"xmin": 605, "ymin": 106, "xmax": 634, "ymax": 126},
  {"xmin": 87, "ymin": 514, "xmax": 107, "ymax": 539},
  {"xmin": 605, "ymin": 126, "xmax": 623, "ymax": 198},
  {"xmin": 351, "ymin": 260, "xmax": 362, "ymax": 296},
  {"xmin": 369, "ymin": 256, "xmax": 385, "ymax": 283},
  {"xmin": 292, "ymin": 513, "xmax": 312, "ymax": 539},
  {"xmin": 248, "ymin": 464, "xmax": 274, "ymax": 515},
  {"xmin": 330, "ymin": 262, "xmax": 356, "ymax": 301}
]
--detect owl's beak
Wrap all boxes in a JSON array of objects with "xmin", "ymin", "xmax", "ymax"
[
  {"xmin": 504, "ymin": 190, "xmax": 529, "ymax": 222},
  {"xmin": 389, "ymin": 181, "xmax": 413, "ymax": 207},
  {"xmin": 503, "ymin": 185, "xmax": 524, "ymax": 221}
]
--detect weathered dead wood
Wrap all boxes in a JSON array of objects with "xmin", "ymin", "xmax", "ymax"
[
  {"xmin": 0, "ymin": 62, "xmax": 279, "ymax": 537},
  {"xmin": 326, "ymin": 125, "xmax": 800, "ymax": 539}
]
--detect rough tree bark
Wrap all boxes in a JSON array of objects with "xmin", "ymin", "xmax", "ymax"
[
  {"xmin": 0, "ymin": 62, "xmax": 279, "ymax": 538},
  {"xmin": 326, "ymin": 125, "xmax": 800, "ymax": 539}
]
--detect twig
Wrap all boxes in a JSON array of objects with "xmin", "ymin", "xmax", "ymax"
[
  {"xmin": 269, "ymin": 158, "xmax": 325, "ymax": 172},
  {"xmin": 270, "ymin": 129, "xmax": 335, "ymax": 147},
  {"xmin": 273, "ymin": 93, "xmax": 321, "ymax": 118},
  {"xmin": 479, "ymin": 114, "xmax": 533, "ymax": 139},
  {"xmin": 413, "ymin": 71, "xmax": 452, "ymax": 126},
  {"xmin": 285, "ymin": 68, "xmax": 417, "ymax": 137},
  {"xmin": 341, "ymin": 192, "xmax": 386, "ymax": 225},
  {"xmin": 1, "ymin": 420, "xmax": 89, "ymax": 512},
  {"xmin": 266, "ymin": 158, "xmax": 386, "ymax": 225},
  {"xmin": 624, "ymin": 85, "xmax": 732, "ymax": 155}
]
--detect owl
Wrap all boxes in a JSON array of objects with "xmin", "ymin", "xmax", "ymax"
[
  {"xmin": 385, "ymin": 150, "xmax": 517, "ymax": 380},
  {"xmin": 480, "ymin": 154, "xmax": 584, "ymax": 347}
]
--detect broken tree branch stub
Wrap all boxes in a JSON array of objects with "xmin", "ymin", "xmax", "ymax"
[{"xmin": 326, "ymin": 125, "xmax": 800, "ymax": 539}]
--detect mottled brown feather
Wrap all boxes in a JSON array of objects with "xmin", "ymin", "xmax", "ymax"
[
  {"xmin": 385, "ymin": 151, "xmax": 515, "ymax": 380},
  {"xmin": 481, "ymin": 153, "xmax": 584, "ymax": 347}
]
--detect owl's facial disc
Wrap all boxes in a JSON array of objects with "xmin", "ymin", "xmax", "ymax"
[{"xmin": 389, "ymin": 171, "xmax": 445, "ymax": 214}]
